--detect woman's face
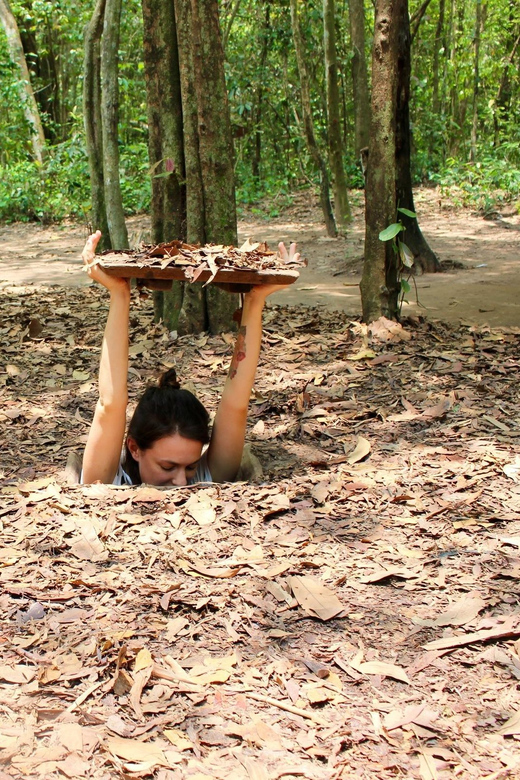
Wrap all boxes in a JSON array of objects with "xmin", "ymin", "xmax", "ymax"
[{"xmin": 127, "ymin": 433, "xmax": 204, "ymax": 486}]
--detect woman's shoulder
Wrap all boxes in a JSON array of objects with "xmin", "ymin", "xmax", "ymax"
[
  {"xmin": 190, "ymin": 451, "xmax": 212, "ymax": 484},
  {"xmin": 113, "ymin": 463, "xmax": 133, "ymax": 486}
]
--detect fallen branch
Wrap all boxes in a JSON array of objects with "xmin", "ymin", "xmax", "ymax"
[
  {"xmin": 424, "ymin": 615, "xmax": 520, "ymax": 651},
  {"xmin": 246, "ymin": 691, "xmax": 328, "ymax": 726}
]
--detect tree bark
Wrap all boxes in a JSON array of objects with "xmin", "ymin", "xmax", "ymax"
[
  {"xmin": 0, "ymin": 0, "xmax": 45, "ymax": 162},
  {"xmin": 469, "ymin": 0, "xmax": 482, "ymax": 162},
  {"xmin": 410, "ymin": 0, "xmax": 434, "ymax": 43},
  {"xmin": 348, "ymin": 0, "xmax": 371, "ymax": 157},
  {"xmin": 100, "ymin": 0, "xmax": 128, "ymax": 249},
  {"xmin": 431, "ymin": 0, "xmax": 445, "ymax": 115},
  {"xmin": 360, "ymin": 0, "xmax": 400, "ymax": 322},
  {"xmin": 323, "ymin": 0, "xmax": 351, "ymax": 230},
  {"xmin": 189, "ymin": 0, "xmax": 238, "ymax": 334},
  {"xmin": 290, "ymin": 0, "xmax": 337, "ymax": 237},
  {"xmin": 252, "ymin": 2, "xmax": 270, "ymax": 180},
  {"xmin": 83, "ymin": 0, "xmax": 111, "ymax": 250},
  {"xmin": 142, "ymin": 0, "xmax": 185, "ymax": 244},
  {"xmin": 142, "ymin": 0, "xmax": 186, "ymax": 331},
  {"xmin": 493, "ymin": 30, "xmax": 520, "ymax": 146},
  {"xmin": 395, "ymin": 0, "xmax": 439, "ymax": 272}
]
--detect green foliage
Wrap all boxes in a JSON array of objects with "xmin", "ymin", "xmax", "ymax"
[
  {"xmin": 0, "ymin": 135, "xmax": 150, "ymax": 223},
  {"xmin": 379, "ymin": 209, "xmax": 417, "ymax": 311},
  {"xmin": 432, "ymin": 148, "xmax": 520, "ymax": 211},
  {"xmin": 0, "ymin": 0, "xmax": 519, "ymax": 224}
]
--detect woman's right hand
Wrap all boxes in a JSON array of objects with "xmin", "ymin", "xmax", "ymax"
[{"xmin": 82, "ymin": 231, "xmax": 130, "ymax": 293}]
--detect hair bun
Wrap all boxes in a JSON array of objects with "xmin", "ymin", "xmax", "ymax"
[{"xmin": 159, "ymin": 368, "xmax": 181, "ymax": 390}]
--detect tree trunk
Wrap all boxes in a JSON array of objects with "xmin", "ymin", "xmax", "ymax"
[
  {"xmin": 100, "ymin": 0, "xmax": 128, "ymax": 249},
  {"xmin": 395, "ymin": 0, "xmax": 439, "ymax": 272},
  {"xmin": 189, "ymin": 0, "xmax": 239, "ymax": 334},
  {"xmin": 348, "ymin": 0, "xmax": 371, "ymax": 156},
  {"xmin": 469, "ymin": 0, "xmax": 482, "ymax": 162},
  {"xmin": 290, "ymin": 0, "xmax": 337, "ymax": 237},
  {"xmin": 140, "ymin": 0, "xmax": 239, "ymax": 334},
  {"xmin": 410, "ymin": 0, "xmax": 434, "ymax": 43},
  {"xmin": 0, "ymin": 0, "xmax": 45, "ymax": 163},
  {"xmin": 431, "ymin": 0, "xmax": 445, "ymax": 115},
  {"xmin": 16, "ymin": 9, "xmax": 61, "ymax": 142},
  {"xmin": 448, "ymin": 0, "xmax": 467, "ymax": 157},
  {"xmin": 323, "ymin": 0, "xmax": 351, "ymax": 230},
  {"xmin": 142, "ymin": 0, "xmax": 186, "ymax": 331},
  {"xmin": 360, "ymin": 0, "xmax": 400, "ymax": 322},
  {"xmin": 83, "ymin": 0, "xmax": 111, "ymax": 251},
  {"xmin": 142, "ymin": 0, "xmax": 186, "ymax": 244},
  {"xmin": 493, "ymin": 30, "xmax": 520, "ymax": 146},
  {"xmin": 252, "ymin": 2, "xmax": 270, "ymax": 180}
]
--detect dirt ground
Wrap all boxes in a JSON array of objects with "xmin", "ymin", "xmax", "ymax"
[
  {"xmin": 1, "ymin": 192, "xmax": 520, "ymax": 779},
  {"xmin": 0, "ymin": 187, "xmax": 519, "ymax": 328}
]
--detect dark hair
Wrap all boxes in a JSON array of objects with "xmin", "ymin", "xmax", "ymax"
[{"xmin": 122, "ymin": 368, "xmax": 210, "ymax": 484}]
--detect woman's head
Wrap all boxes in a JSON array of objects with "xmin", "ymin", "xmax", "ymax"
[{"xmin": 123, "ymin": 369, "xmax": 210, "ymax": 485}]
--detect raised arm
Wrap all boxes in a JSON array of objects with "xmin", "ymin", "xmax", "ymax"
[
  {"xmin": 207, "ymin": 242, "xmax": 299, "ymax": 482},
  {"xmin": 81, "ymin": 232, "xmax": 131, "ymax": 484}
]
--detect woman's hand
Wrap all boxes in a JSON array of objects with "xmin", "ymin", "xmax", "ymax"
[
  {"xmin": 245, "ymin": 241, "xmax": 300, "ymax": 304},
  {"xmin": 82, "ymin": 231, "xmax": 130, "ymax": 294}
]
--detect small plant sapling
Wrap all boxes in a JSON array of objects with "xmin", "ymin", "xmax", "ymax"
[{"xmin": 378, "ymin": 207, "xmax": 417, "ymax": 313}]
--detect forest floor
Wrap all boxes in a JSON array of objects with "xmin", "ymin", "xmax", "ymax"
[{"xmin": 1, "ymin": 189, "xmax": 520, "ymax": 779}]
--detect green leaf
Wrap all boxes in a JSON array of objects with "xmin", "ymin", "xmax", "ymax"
[
  {"xmin": 401, "ymin": 279, "xmax": 411, "ymax": 293},
  {"xmin": 379, "ymin": 223, "xmax": 404, "ymax": 241},
  {"xmin": 397, "ymin": 207, "xmax": 417, "ymax": 218},
  {"xmin": 398, "ymin": 240, "xmax": 414, "ymax": 268}
]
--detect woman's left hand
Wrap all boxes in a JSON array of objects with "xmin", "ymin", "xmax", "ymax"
[{"xmin": 246, "ymin": 241, "xmax": 300, "ymax": 303}]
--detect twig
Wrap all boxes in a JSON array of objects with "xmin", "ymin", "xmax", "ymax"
[
  {"xmin": 246, "ymin": 691, "xmax": 328, "ymax": 726},
  {"xmin": 58, "ymin": 679, "xmax": 105, "ymax": 718}
]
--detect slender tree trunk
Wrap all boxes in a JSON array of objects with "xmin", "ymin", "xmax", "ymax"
[
  {"xmin": 142, "ymin": 0, "xmax": 185, "ymax": 243},
  {"xmin": 348, "ymin": 0, "xmax": 371, "ymax": 157},
  {"xmin": 175, "ymin": 0, "xmax": 206, "ymax": 246},
  {"xmin": 0, "ymin": 0, "xmax": 45, "ymax": 162},
  {"xmin": 323, "ymin": 0, "xmax": 351, "ymax": 230},
  {"xmin": 142, "ymin": 0, "xmax": 186, "ymax": 330},
  {"xmin": 493, "ymin": 30, "xmax": 520, "ymax": 146},
  {"xmin": 252, "ymin": 2, "xmax": 270, "ymax": 180},
  {"xmin": 410, "ymin": 0, "xmax": 434, "ymax": 43},
  {"xmin": 17, "ymin": 15, "xmax": 60, "ymax": 142},
  {"xmin": 100, "ymin": 0, "xmax": 128, "ymax": 249},
  {"xmin": 432, "ymin": 0, "xmax": 445, "ymax": 115},
  {"xmin": 83, "ymin": 0, "xmax": 111, "ymax": 250},
  {"xmin": 360, "ymin": 0, "xmax": 400, "ymax": 322},
  {"xmin": 395, "ymin": 0, "xmax": 439, "ymax": 272},
  {"xmin": 448, "ymin": 0, "xmax": 467, "ymax": 157},
  {"xmin": 290, "ymin": 0, "xmax": 336, "ymax": 237},
  {"xmin": 469, "ymin": 0, "xmax": 482, "ymax": 162},
  {"xmin": 190, "ymin": 0, "xmax": 239, "ymax": 334},
  {"xmin": 222, "ymin": 0, "xmax": 242, "ymax": 48},
  {"xmin": 191, "ymin": 0, "xmax": 237, "ymax": 247}
]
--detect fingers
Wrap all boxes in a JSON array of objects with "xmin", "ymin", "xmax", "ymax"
[
  {"xmin": 82, "ymin": 231, "xmax": 102, "ymax": 265},
  {"xmin": 277, "ymin": 241, "xmax": 299, "ymax": 263}
]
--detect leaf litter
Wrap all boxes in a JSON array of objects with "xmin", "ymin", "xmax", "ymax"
[{"xmin": 1, "ymin": 284, "xmax": 520, "ymax": 778}]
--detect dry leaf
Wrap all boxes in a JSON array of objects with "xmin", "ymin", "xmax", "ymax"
[
  {"xmin": 134, "ymin": 648, "xmax": 153, "ymax": 672},
  {"xmin": 0, "ymin": 665, "xmax": 36, "ymax": 684},
  {"xmin": 424, "ymin": 614, "xmax": 520, "ymax": 650},
  {"xmin": 290, "ymin": 575, "xmax": 344, "ymax": 621},
  {"xmin": 496, "ymin": 709, "xmax": 520, "ymax": 736},
  {"xmin": 345, "ymin": 436, "xmax": 371, "ymax": 464},
  {"xmin": 352, "ymin": 660, "xmax": 411, "ymax": 684},
  {"xmin": 415, "ymin": 596, "xmax": 485, "ymax": 628},
  {"xmin": 105, "ymin": 736, "xmax": 169, "ymax": 767}
]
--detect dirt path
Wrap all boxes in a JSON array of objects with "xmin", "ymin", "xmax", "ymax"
[{"xmin": 1, "ymin": 187, "xmax": 519, "ymax": 328}]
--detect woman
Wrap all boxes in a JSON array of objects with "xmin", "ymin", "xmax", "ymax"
[{"xmin": 81, "ymin": 230, "xmax": 299, "ymax": 486}]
